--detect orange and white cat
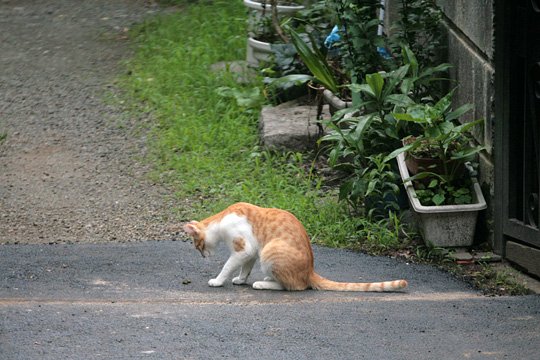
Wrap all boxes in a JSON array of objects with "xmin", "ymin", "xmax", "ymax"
[{"xmin": 183, "ymin": 202, "xmax": 407, "ymax": 292}]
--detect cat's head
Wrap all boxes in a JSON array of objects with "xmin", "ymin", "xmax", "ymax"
[{"xmin": 183, "ymin": 221, "xmax": 210, "ymax": 258}]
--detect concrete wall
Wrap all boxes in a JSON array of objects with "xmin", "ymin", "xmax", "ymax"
[{"xmin": 436, "ymin": 0, "xmax": 495, "ymax": 246}]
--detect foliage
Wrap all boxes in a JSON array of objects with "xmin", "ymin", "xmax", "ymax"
[
  {"xmin": 320, "ymin": 64, "xmax": 420, "ymax": 213},
  {"xmin": 390, "ymin": 0, "xmax": 444, "ymax": 69},
  {"xmin": 414, "ymin": 179, "xmax": 473, "ymax": 206},
  {"xmin": 399, "ymin": 45, "xmax": 451, "ymax": 102},
  {"xmin": 330, "ymin": 0, "xmax": 388, "ymax": 79},
  {"xmin": 282, "ymin": 26, "xmax": 339, "ymax": 93},
  {"xmin": 390, "ymin": 91, "xmax": 485, "ymax": 205},
  {"xmin": 215, "ymin": 86, "xmax": 266, "ymax": 111}
]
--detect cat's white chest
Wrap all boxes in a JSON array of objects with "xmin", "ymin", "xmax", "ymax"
[{"xmin": 209, "ymin": 213, "xmax": 259, "ymax": 253}]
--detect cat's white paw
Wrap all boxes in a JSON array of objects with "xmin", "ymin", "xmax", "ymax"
[
  {"xmin": 252, "ymin": 281, "xmax": 265, "ymax": 290},
  {"xmin": 208, "ymin": 278, "xmax": 224, "ymax": 287},
  {"xmin": 253, "ymin": 280, "xmax": 285, "ymax": 291},
  {"xmin": 232, "ymin": 276, "xmax": 247, "ymax": 285}
]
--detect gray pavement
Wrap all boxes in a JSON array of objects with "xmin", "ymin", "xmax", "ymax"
[
  {"xmin": 0, "ymin": 0, "xmax": 539, "ymax": 359},
  {"xmin": 1, "ymin": 241, "xmax": 539, "ymax": 359}
]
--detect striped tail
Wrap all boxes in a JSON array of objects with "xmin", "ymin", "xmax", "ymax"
[{"xmin": 309, "ymin": 272, "xmax": 408, "ymax": 292}]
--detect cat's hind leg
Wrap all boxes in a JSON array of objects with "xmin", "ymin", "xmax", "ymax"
[
  {"xmin": 259, "ymin": 239, "xmax": 311, "ymax": 291},
  {"xmin": 252, "ymin": 280, "xmax": 285, "ymax": 291}
]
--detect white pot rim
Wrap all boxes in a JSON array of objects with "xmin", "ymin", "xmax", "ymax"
[
  {"xmin": 243, "ymin": 0, "xmax": 305, "ymax": 12},
  {"xmin": 248, "ymin": 36, "xmax": 272, "ymax": 50},
  {"xmin": 397, "ymin": 153, "xmax": 487, "ymax": 213}
]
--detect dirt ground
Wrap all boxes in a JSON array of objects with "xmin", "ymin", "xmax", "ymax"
[{"xmin": 0, "ymin": 0, "xmax": 179, "ymax": 244}]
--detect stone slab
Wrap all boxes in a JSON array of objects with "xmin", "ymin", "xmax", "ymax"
[{"xmin": 259, "ymin": 99, "xmax": 330, "ymax": 151}]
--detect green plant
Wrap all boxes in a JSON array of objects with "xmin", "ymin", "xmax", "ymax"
[
  {"xmin": 320, "ymin": 65, "xmax": 419, "ymax": 212},
  {"xmin": 360, "ymin": 154, "xmax": 401, "ymax": 218},
  {"xmin": 390, "ymin": 0, "xmax": 444, "ymax": 70},
  {"xmin": 353, "ymin": 212, "xmax": 410, "ymax": 254},
  {"xmin": 390, "ymin": 90, "xmax": 485, "ymax": 205},
  {"xmin": 215, "ymin": 86, "xmax": 265, "ymax": 112},
  {"xmin": 282, "ymin": 26, "xmax": 339, "ymax": 93},
  {"xmin": 330, "ymin": 0, "xmax": 388, "ymax": 80},
  {"xmin": 399, "ymin": 45, "xmax": 451, "ymax": 102},
  {"xmin": 325, "ymin": 45, "xmax": 449, "ymax": 156}
]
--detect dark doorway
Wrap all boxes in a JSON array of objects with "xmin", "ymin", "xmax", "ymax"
[{"xmin": 495, "ymin": 0, "xmax": 540, "ymax": 277}]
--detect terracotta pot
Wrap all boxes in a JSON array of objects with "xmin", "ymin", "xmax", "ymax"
[{"xmin": 402, "ymin": 137, "xmax": 463, "ymax": 176}]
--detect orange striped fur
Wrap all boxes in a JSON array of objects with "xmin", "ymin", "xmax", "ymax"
[{"xmin": 183, "ymin": 202, "xmax": 407, "ymax": 292}]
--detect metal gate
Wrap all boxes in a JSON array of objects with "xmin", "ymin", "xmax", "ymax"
[{"xmin": 495, "ymin": 0, "xmax": 540, "ymax": 277}]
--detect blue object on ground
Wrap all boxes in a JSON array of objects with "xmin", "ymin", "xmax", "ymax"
[{"xmin": 324, "ymin": 25, "xmax": 341, "ymax": 49}]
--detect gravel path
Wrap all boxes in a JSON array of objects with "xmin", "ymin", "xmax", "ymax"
[{"xmin": 0, "ymin": 0, "xmax": 179, "ymax": 244}]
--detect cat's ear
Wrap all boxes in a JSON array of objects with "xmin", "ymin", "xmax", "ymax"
[{"xmin": 183, "ymin": 221, "xmax": 200, "ymax": 236}]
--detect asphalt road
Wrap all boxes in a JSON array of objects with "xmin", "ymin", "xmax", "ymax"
[
  {"xmin": 0, "ymin": 0, "xmax": 538, "ymax": 359},
  {"xmin": 1, "ymin": 241, "xmax": 539, "ymax": 359}
]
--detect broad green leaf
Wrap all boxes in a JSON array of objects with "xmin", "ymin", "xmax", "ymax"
[
  {"xmin": 288, "ymin": 27, "xmax": 338, "ymax": 94},
  {"xmin": 387, "ymin": 94, "xmax": 415, "ymax": 107},
  {"xmin": 446, "ymin": 103, "xmax": 474, "ymax": 121},
  {"xmin": 383, "ymin": 65, "xmax": 410, "ymax": 99},
  {"xmin": 267, "ymin": 74, "xmax": 313, "ymax": 90},
  {"xmin": 401, "ymin": 45, "xmax": 418, "ymax": 78},
  {"xmin": 432, "ymin": 193, "xmax": 445, "ymax": 206},
  {"xmin": 383, "ymin": 142, "xmax": 417, "ymax": 162},
  {"xmin": 453, "ymin": 118, "xmax": 484, "ymax": 134},
  {"xmin": 400, "ymin": 78, "xmax": 414, "ymax": 95},
  {"xmin": 366, "ymin": 72, "xmax": 384, "ymax": 99},
  {"xmin": 450, "ymin": 145, "xmax": 487, "ymax": 160},
  {"xmin": 350, "ymin": 83, "xmax": 375, "ymax": 97},
  {"xmin": 392, "ymin": 112, "xmax": 419, "ymax": 122}
]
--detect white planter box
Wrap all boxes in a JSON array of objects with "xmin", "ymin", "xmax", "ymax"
[{"xmin": 397, "ymin": 153, "xmax": 487, "ymax": 247}]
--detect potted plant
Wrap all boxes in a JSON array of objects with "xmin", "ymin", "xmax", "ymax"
[
  {"xmin": 389, "ymin": 91, "xmax": 487, "ymax": 247},
  {"xmin": 244, "ymin": 0, "xmax": 306, "ymax": 66}
]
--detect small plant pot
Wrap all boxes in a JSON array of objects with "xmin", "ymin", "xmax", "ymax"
[
  {"xmin": 402, "ymin": 137, "xmax": 464, "ymax": 176},
  {"xmin": 397, "ymin": 153, "xmax": 487, "ymax": 247},
  {"xmin": 244, "ymin": 0, "xmax": 305, "ymax": 66},
  {"xmin": 246, "ymin": 37, "xmax": 273, "ymax": 66},
  {"xmin": 322, "ymin": 89, "xmax": 352, "ymax": 115}
]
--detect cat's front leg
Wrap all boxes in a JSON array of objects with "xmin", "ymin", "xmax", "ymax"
[
  {"xmin": 208, "ymin": 255, "xmax": 243, "ymax": 287},
  {"xmin": 232, "ymin": 257, "xmax": 256, "ymax": 285}
]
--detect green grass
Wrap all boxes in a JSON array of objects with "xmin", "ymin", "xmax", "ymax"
[{"xmin": 120, "ymin": 0, "xmax": 382, "ymax": 246}]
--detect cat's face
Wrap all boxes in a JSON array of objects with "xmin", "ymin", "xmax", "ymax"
[{"xmin": 183, "ymin": 221, "xmax": 209, "ymax": 257}]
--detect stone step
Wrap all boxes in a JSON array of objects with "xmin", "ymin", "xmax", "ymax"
[{"xmin": 259, "ymin": 99, "xmax": 330, "ymax": 151}]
